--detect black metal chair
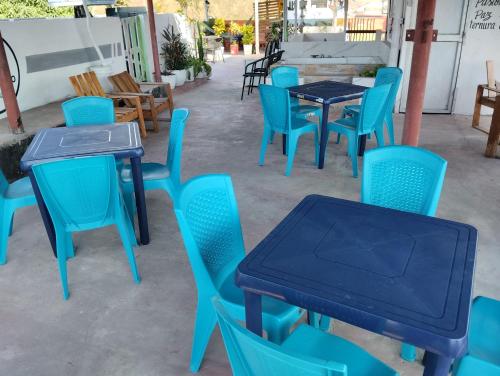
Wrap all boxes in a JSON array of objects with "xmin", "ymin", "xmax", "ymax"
[{"xmin": 240, "ymin": 50, "xmax": 284, "ymax": 100}]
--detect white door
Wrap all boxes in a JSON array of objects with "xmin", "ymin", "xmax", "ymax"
[{"xmin": 399, "ymin": 0, "xmax": 468, "ymax": 113}]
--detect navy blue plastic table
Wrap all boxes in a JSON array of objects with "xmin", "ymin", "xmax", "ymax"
[
  {"xmin": 236, "ymin": 195, "xmax": 477, "ymax": 376},
  {"xmin": 288, "ymin": 80, "xmax": 367, "ymax": 169},
  {"xmin": 20, "ymin": 122, "xmax": 149, "ymax": 255}
]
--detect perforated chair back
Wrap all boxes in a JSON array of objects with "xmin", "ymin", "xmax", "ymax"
[
  {"xmin": 174, "ymin": 175, "xmax": 245, "ymax": 291},
  {"xmin": 62, "ymin": 96, "xmax": 115, "ymax": 126},
  {"xmin": 213, "ymin": 297, "xmax": 347, "ymax": 376},
  {"xmin": 166, "ymin": 108, "xmax": 190, "ymax": 187},
  {"xmin": 32, "ymin": 156, "xmax": 121, "ymax": 231},
  {"xmin": 259, "ymin": 84, "xmax": 291, "ymax": 134},
  {"xmin": 271, "ymin": 66, "xmax": 299, "ymax": 88},
  {"xmin": 357, "ymin": 84, "xmax": 391, "ymax": 135},
  {"xmin": 374, "ymin": 67, "xmax": 403, "ymax": 116},
  {"xmin": 362, "ymin": 146, "xmax": 447, "ymax": 216}
]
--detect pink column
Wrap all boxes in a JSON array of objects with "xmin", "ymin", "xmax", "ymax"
[{"xmin": 146, "ymin": 0, "xmax": 162, "ymax": 82}]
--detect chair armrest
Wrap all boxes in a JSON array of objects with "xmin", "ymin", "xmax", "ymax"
[
  {"xmin": 479, "ymin": 84, "xmax": 500, "ymax": 94},
  {"xmin": 106, "ymin": 93, "xmax": 141, "ymax": 100},
  {"xmin": 110, "ymin": 91, "xmax": 153, "ymax": 98}
]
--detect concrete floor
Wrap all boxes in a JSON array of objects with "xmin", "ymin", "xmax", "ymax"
[{"xmin": 1, "ymin": 56, "xmax": 499, "ymax": 376}]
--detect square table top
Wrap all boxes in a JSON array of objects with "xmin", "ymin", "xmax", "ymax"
[
  {"xmin": 236, "ymin": 195, "xmax": 477, "ymax": 357},
  {"xmin": 288, "ymin": 80, "xmax": 367, "ymax": 105},
  {"xmin": 20, "ymin": 123, "xmax": 143, "ymax": 171}
]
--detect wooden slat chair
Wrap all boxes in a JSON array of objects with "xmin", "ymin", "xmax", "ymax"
[
  {"xmin": 68, "ymin": 71, "xmax": 147, "ymax": 138},
  {"xmin": 472, "ymin": 84, "xmax": 500, "ymax": 157},
  {"xmin": 108, "ymin": 71, "xmax": 174, "ymax": 132}
]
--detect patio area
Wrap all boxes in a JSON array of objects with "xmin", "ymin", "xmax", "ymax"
[{"xmin": 1, "ymin": 55, "xmax": 499, "ymax": 375}]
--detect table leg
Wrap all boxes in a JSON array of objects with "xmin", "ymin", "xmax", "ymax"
[
  {"xmin": 358, "ymin": 135, "xmax": 367, "ymax": 156},
  {"xmin": 318, "ymin": 103, "xmax": 330, "ymax": 169},
  {"xmin": 244, "ymin": 290, "xmax": 263, "ymax": 336},
  {"xmin": 130, "ymin": 156, "xmax": 150, "ymax": 245},
  {"xmin": 282, "ymin": 134, "xmax": 287, "ymax": 155},
  {"xmin": 423, "ymin": 352, "xmax": 453, "ymax": 376},
  {"xmin": 28, "ymin": 171, "xmax": 57, "ymax": 257}
]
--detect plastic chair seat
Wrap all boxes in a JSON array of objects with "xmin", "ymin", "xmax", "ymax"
[
  {"xmin": 454, "ymin": 356, "xmax": 500, "ymax": 376},
  {"xmin": 328, "ymin": 117, "xmax": 358, "ymax": 131},
  {"xmin": 121, "ymin": 163, "xmax": 170, "ymax": 183},
  {"xmin": 218, "ymin": 269, "xmax": 301, "ymax": 319},
  {"xmin": 4, "ymin": 177, "xmax": 35, "ymax": 200},
  {"xmin": 291, "ymin": 118, "xmax": 318, "ymax": 132},
  {"xmin": 282, "ymin": 324, "xmax": 397, "ymax": 376},
  {"xmin": 344, "ymin": 104, "xmax": 361, "ymax": 114}
]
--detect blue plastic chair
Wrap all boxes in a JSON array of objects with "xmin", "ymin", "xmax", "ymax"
[
  {"xmin": 271, "ymin": 66, "xmax": 322, "ymax": 121},
  {"xmin": 32, "ymin": 155, "xmax": 140, "ymax": 300},
  {"xmin": 342, "ymin": 67, "xmax": 403, "ymax": 145},
  {"xmin": 259, "ymin": 84, "xmax": 319, "ymax": 176},
  {"xmin": 0, "ymin": 170, "xmax": 37, "ymax": 264},
  {"xmin": 62, "ymin": 96, "xmax": 115, "ymax": 126},
  {"xmin": 120, "ymin": 108, "xmax": 189, "ymax": 215},
  {"xmin": 362, "ymin": 145, "xmax": 447, "ymax": 361},
  {"xmin": 326, "ymin": 84, "xmax": 391, "ymax": 177},
  {"xmin": 213, "ymin": 296, "xmax": 398, "ymax": 376},
  {"xmin": 452, "ymin": 296, "xmax": 500, "ymax": 376},
  {"xmin": 174, "ymin": 174, "xmax": 303, "ymax": 372}
]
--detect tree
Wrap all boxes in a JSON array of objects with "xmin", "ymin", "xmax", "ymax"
[{"xmin": 0, "ymin": 0, "xmax": 73, "ymax": 19}]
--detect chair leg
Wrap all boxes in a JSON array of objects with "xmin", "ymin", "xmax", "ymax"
[
  {"xmin": 401, "ymin": 343, "xmax": 417, "ymax": 362},
  {"xmin": 190, "ymin": 299, "xmax": 217, "ymax": 373},
  {"xmin": 347, "ymin": 134, "xmax": 359, "ymax": 178},
  {"xmin": 374, "ymin": 128, "xmax": 385, "ymax": 147},
  {"xmin": 241, "ymin": 76, "xmax": 246, "ymax": 101},
  {"xmin": 248, "ymin": 76, "xmax": 254, "ymax": 95},
  {"xmin": 259, "ymin": 128, "xmax": 272, "ymax": 166},
  {"xmin": 55, "ymin": 232, "xmax": 70, "ymax": 300},
  {"xmin": 8, "ymin": 213, "xmax": 14, "ymax": 236},
  {"xmin": 0, "ymin": 208, "xmax": 14, "ymax": 265},
  {"xmin": 285, "ymin": 133, "xmax": 298, "ymax": 176},
  {"xmin": 266, "ymin": 320, "xmax": 292, "ymax": 345},
  {"xmin": 122, "ymin": 184, "xmax": 136, "ymax": 222},
  {"xmin": 386, "ymin": 114, "xmax": 395, "ymax": 145},
  {"xmin": 148, "ymin": 96, "xmax": 160, "ymax": 133},
  {"xmin": 269, "ymin": 130, "xmax": 275, "ymax": 144},
  {"xmin": 65, "ymin": 232, "xmax": 75, "ymax": 259},
  {"xmin": 116, "ymin": 219, "xmax": 140, "ymax": 284},
  {"xmin": 336, "ymin": 133, "xmax": 341, "ymax": 144}
]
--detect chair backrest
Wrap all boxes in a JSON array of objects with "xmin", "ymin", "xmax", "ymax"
[
  {"xmin": 62, "ymin": 96, "xmax": 115, "ymax": 126},
  {"xmin": 68, "ymin": 71, "xmax": 107, "ymax": 97},
  {"xmin": 271, "ymin": 66, "xmax": 299, "ymax": 88},
  {"xmin": 361, "ymin": 146, "xmax": 447, "ymax": 216},
  {"xmin": 468, "ymin": 296, "xmax": 500, "ymax": 365},
  {"xmin": 259, "ymin": 84, "xmax": 291, "ymax": 134},
  {"xmin": 213, "ymin": 297, "xmax": 348, "ymax": 376},
  {"xmin": 374, "ymin": 67, "xmax": 403, "ymax": 116},
  {"xmin": 32, "ymin": 156, "xmax": 120, "ymax": 232},
  {"xmin": 108, "ymin": 71, "xmax": 144, "ymax": 107},
  {"xmin": 357, "ymin": 84, "xmax": 392, "ymax": 135},
  {"xmin": 174, "ymin": 175, "xmax": 246, "ymax": 292},
  {"xmin": 166, "ymin": 108, "xmax": 190, "ymax": 187}
]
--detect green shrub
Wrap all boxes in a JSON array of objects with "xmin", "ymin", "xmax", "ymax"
[
  {"xmin": 241, "ymin": 24, "xmax": 255, "ymax": 45},
  {"xmin": 161, "ymin": 26, "xmax": 189, "ymax": 71}
]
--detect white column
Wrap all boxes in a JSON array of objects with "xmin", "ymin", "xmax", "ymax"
[
  {"xmin": 283, "ymin": 0, "xmax": 288, "ymax": 42},
  {"xmin": 255, "ymin": 0, "xmax": 260, "ymax": 53}
]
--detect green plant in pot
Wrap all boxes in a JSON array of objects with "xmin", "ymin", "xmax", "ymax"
[
  {"xmin": 241, "ymin": 24, "xmax": 255, "ymax": 56},
  {"xmin": 229, "ymin": 22, "xmax": 241, "ymax": 55},
  {"xmin": 161, "ymin": 26, "xmax": 189, "ymax": 86}
]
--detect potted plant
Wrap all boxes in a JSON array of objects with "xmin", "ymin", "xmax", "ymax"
[
  {"xmin": 186, "ymin": 56, "xmax": 196, "ymax": 82},
  {"xmin": 229, "ymin": 22, "xmax": 241, "ymax": 55},
  {"xmin": 161, "ymin": 26, "xmax": 189, "ymax": 86},
  {"xmin": 352, "ymin": 65, "xmax": 383, "ymax": 87},
  {"xmin": 214, "ymin": 18, "xmax": 226, "ymax": 54},
  {"xmin": 241, "ymin": 24, "xmax": 255, "ymax": 56},
  {"xmin": 161, "ymin": 71, "xmax": 176, "ymax": 89}
]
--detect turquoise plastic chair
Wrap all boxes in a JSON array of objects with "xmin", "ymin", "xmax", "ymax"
[
  {"xmin": 0, "ymin": 170, "xmax": 37, "ymax": 264},
  {"xmin": 32, "ymin": 156, "xmax": 140, "ymax": 300},
  {"xmin": 258, "ymin": 84, "xmax": 319, "ymax": 176},
  {"xmin": 62, "ymin": 96, "xmax": 115, "ymax": 126},
  {"xmin": 213, "ymin": 296, "xmax": 398, "ymax": 376},
  {"xmin": 362, "ymin": 145, "xmax": 447, "ymax": 361},
  {"xmin": 120, "ymin": 108, "xmax": 189, "ymax": 215},
  {"xmin": 271, "ymin": 66, "xmax": 322, "ymax": 121},
  {"xmin": 452, "ymin": 296, "xmax": 500, "ymax": 376},
  {"xmin": 342, "ymin": 67, "xmax": 403, "ymax": 145},
  {"xmin": 174, "ymin": 174, "xmax": 303, "ymax": 372},
  {"xmin": 326, "ymin": 84, "xmax": 391, "ymax": 177}
]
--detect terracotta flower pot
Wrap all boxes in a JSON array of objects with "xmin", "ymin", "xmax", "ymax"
[{"xmin": 230, "ymin": 44, "xmax": 239, "ymax": 55}]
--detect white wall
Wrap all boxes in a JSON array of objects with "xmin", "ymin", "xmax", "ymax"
[
  {"xmin": 453, "ymin": 1, "xmax": 500, "ymax": 115},
  {"xmin": 0, "ymin": 17, "xmax": 126, "ymax": 117}
]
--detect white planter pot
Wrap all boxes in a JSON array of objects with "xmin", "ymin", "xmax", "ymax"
[
  {"xmin": 185, "ymin": 67, "xmax": 195, "ymax": 82},
  {"xmin": 243, "ymin": 44, "xmax": 253, "ymax": 56},
  {"xmin": 220, "ymin": 46, "xmax": 225, "ymax": 56},
  {"xmin": 196, "ymin": 71, "xmax": 207, "ymax": 79},
  {"xmin": 352, "ymin": 77, "xmax": 375, "ymax": 87},
  {"xmin": 172, "ymin": 69, "xmax": 187, "ymax": 86},
  {"xmin": 161, "ymin": 74, "xmax": 176, "ymax": 89}
]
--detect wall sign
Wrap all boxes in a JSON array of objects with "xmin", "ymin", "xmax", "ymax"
[
  {"xmin": 0, "ymin": 39, "xmax": 20, "ymax": 115},
  {"xmin": 469, "ymin": 0, "xmax": 500, "ymax": 30}
]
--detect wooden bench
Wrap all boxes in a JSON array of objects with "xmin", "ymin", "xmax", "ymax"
[{"xmin": 472, "ymin": 84, "xmax": 500, "ymax": 157}]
